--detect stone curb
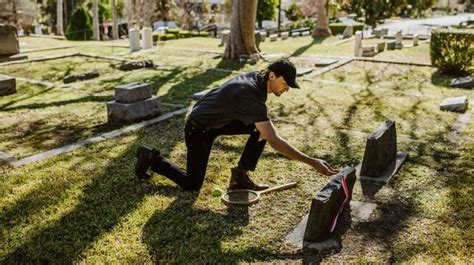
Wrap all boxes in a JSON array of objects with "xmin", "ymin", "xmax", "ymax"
[{"xmin": 9, "ymin": 107, "xmax": 190, "ymax": 167}]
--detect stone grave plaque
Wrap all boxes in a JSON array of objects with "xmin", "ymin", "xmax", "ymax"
[
  {"xmin": 281, "ymin": 32, "xmax": 289, "ymax": 40},
  {"xmin": 314, "ymin": 58, "xmax": 339, "ymax": 67},
  {"xmin": 386, "ymin": 40, "xmax": 396, "ymax": 50},
  {"xmin": 115, "ymin": 82, "xmax": 152, "ymax": 103},
  {"xmin": 129, "ymin": 28, "xmax": 140, "ymax": 52},
  {"xmin": 141, "ymin": 27, "xmax": 153, "ymax": 49},
  {"xmin": 303, "ymin": 167, "xmax": 357, "ymax": 242},
  {"xmin": 0, "ymin": 74, "xmax": 16, "ymax": 96},
  {"xmin": 450, "ymin": 76, "xmax": 474, "ymax": 89},
  {"xmin": 342, "ymin": 25, "xmax": 353, "ymax": 39},
  {"xmin": 107, "ymin": 96, "xmax": 161, "ymax": 123},
  {"xmin": 119, "ymin": 60, "xmax": 154, "ymax": 71},
  {"xmin": 63, "ymin": 71, "xmax": 99, "ymax": 84},
  {"xmin": 440, "ymin": 96, "xmax": 469, "ymax": 113},
  {"xmin": 297, "ymin": 67, "xmax": 313, "ymax": 76}
]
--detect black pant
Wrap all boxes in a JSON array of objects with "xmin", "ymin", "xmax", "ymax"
[{"xmin": 151, "ymin": 120, "xmax": 267, "ymax": 191}]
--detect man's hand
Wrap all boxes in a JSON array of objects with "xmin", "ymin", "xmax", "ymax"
[{"xmin": 309, "ymin": 158, "xmax": 338, "ymax": 176}]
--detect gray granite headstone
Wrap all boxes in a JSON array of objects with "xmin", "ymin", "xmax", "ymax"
[
  {"xmin": 303, "ymin": 166, "xmax": 357, "ymax": 242},
  {"xmin": 106, "ymin": 96, "xmax": 161, "ymax": 123},
  {"xmin": 0, "ymin": 74, "xmax": 16, "ymax": 96},
  {"xmin": 440, "ymin": 96, "xmax": 469, "ymax": 113},
  {"xmin": 450, "ymin": 76, "xmax": 474, "ymax": 89},
  {"xmin": 63, "ymin": 71, "xmax": 100, "ymax": 84},
  {"xmin": 0, "ymin": 24, "xmax": 19, "ymax": 55},
  {"xmin": 115, "ymin": 82, "xmax": 152, "ymax": 103},
  {"xmin": 119, "ymin": 60, "xmax": 154, "ymax": 71},
  {"xmin": 359, "ymin": 120, "xmax": 397, "ymax": 178}
]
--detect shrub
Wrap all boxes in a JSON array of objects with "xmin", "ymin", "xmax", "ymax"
[
  {"xmin": 329, "ymin": 22, "xmax": 364, "ymax": 35},
  {"xmin": 430, "ymin": 28, "xmax": 474, "ymax": 75},
  {"xmin": 66, "ymin": 7, "xmax": 93, "ymax": 40}
]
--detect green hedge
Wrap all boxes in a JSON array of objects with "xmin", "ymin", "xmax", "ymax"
[
  {"xmin": 329, "ymin": 22, "xmax": 364, "ymax": 35},
  {"xmin": 430, "ymin": 28, "xmax": 474, "ymax": 75}
]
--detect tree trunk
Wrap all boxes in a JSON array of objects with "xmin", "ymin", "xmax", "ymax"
[
  {"xmin": 56, "ymin": 0, "xmax": 64, "ymax": 36},
  {"xmin": 111, "ymin": 0, "xmax": 119, "ymax": 39},
  {"xmin": 312, "ymin": 0, "xmax": 331, "ymax": 37},
  {"xmin": 224, "ymin": 0, "xmax": 258, "ymax": 60},
  {"xmin": 92, "ymin": 0, "xmax": 100, "ymax": 40}
]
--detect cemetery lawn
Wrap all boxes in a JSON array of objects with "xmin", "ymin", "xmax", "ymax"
[{"xmin": 1, "ymin": 36, "xmax": 473, "ymax": 263}]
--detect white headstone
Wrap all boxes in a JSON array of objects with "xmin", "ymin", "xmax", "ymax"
[
  {"xmin": 413, "ymin": 34, "xmax": 419, "ymax": 46},
  {"xmin": 354, "ymin": 31, "xmax": 362, "ymax": 57},
  {"xmin": 141, "ymin": 27, "xmax": 153, "ymax": 50},
  {"xmin": 129, "ymin": 28, "xmax": 140, "ymax": 53},
  {"xmin": 395, "ymin": 30, "xmax": 403, "ymax": 49},
  {"xmin": 342, "ymin": 25, "xmax": 353, "ymax": 39}
]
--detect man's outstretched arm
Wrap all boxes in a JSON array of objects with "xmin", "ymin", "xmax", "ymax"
[{"xmin": 255, "ymin": 120, "xmax": 338, "ymax": 176}]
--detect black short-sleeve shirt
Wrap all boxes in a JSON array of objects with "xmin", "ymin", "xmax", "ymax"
[{"xmin": 190, "ymin": 71, "xmax": 269, "ymax": 129}]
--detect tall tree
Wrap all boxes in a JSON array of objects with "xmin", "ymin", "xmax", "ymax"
[
  {"xmin": 111, "ymin": 0, "xmax": 119, "ymax": 39},
  {"xmin": 224, "ymin": 0, "xmax": 258, "ymax": 60},
  {"xmin": 92, "ymin": 0, "xmax": 100, "ymax": 40},
  {"xmin": 56, "ymin": 0, "xmax": 64, "ymax": 35},
  {"xmin": 312, "ymin": 0, "xmax": 331, "ymax": 37}
]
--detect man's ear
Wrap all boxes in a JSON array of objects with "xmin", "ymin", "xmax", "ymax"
[{"xmin": 268, "ymin": 71, "xmax": 275, "ymax": 80}]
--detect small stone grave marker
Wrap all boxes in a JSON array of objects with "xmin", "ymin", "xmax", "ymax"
[
  {"xmin": 386, "ymin": 40, "xmax": 396, "ymax": 50},
  {"xmin": 107, "ymin": 82, "xmax": 162, "ymax": 123},
  {"xmin": 63, "ymin": 71, "xmax": 99, "ymax": 84},
  {"xmin": 342, "ymin": 25, "xmax": 353, "ymax": 39},
  {"xmin": 141, "ymin": 27, "xmax": 153, "ymax": 49},
  {"xmin": 303, "ymin": 166, "xmax": 357, "ymax": 242},
  {"xmin": 450, "ymin": 76, "xmax": 473, "ymax": 89},
  {"xmin": 440, "ymin": 96, "xmax": 469, "ymax": 113},
  {"xmin": 358, "ymin": 120, "xmax": 407, "ymax": 183},
  {"xmin": 0, "ymin": 74, "xmax": 16, "ymax": 96},
  {"xmin": 314, "ymin": 58, "xmax": 339, "ymax": 67},
  {"xmin": 129, "ymin": 28, "xmax": 140, "ymax": 53},
  {"xmin": 119, "ymin": 60, "xmax": 155, "ymax": 71}
]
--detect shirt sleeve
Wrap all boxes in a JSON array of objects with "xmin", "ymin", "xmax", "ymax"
[{"xmin": 234, "ymin": 89, "xmax": 269, "ymax": 125}]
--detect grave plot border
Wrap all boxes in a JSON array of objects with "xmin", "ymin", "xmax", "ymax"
[{"xmin": 4, "ymin": 107, "xmax": 190, "ymax": 167}]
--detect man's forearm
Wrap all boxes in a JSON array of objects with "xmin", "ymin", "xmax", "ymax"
[{"xmin": 269, "ymin": 136, "xmax": 313, "ymax": 165}]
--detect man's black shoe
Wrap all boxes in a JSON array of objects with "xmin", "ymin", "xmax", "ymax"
[
  {"xmin": 228, "ymin": 167, "xmax": 269, "ymax": 191},
  {"xmin": 135, "ymin": 146, "xmax": 157, "ymax": 179}
]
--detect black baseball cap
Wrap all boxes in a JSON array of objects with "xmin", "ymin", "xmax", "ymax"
[{"xmin": 268, "ymin": 59, "xmax": 300, "ymax": 88}]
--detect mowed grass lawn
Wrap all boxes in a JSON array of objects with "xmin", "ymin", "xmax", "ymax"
[{"xmin": 1, "ymin": 36, "xmax": 473, "ymax": 263}]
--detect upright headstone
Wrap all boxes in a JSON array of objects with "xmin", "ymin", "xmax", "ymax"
[
  {"xmin": 354, "ymin": 31, "xmax": 362, "ymax": 57},
  {"xmin": 395, "ymin": 30, "xmax": 403, "ymax": 49},
  {"xmin": 281, "ymin": 32, "xmax": 289, "ymax": 40},
  {"xmin": 303, "ymin": 167, "xmax": 357, "ymax": 242},
  {"xmin": 129, "ymin": 28, "xmax": 140, "ymax": 53},
  {"xmin": 342, "ymin": 25, "xmax": 353, "ymax": 39},
  {"xmin": 219, "ymin": 29, "xmax": 230, "ymax": 47},
  {"xmin": 413, "ymin": 34, "xmax": 419, "ymax": 46},
  {"xmin": 106, "ymin": 82, "xmax": 162, "ymax": 123},
  {"xmin": 141, "ymin": 27, "xmax": 153, "ymax": 49},
  {"xmin": 0, "ymin": 75, "xmax": 16, "ymax": 96}
]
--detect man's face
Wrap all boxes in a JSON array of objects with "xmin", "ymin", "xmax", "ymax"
[{"xmin": 269, "ymin": 73, "xmax": 289, "ymax": 97}]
